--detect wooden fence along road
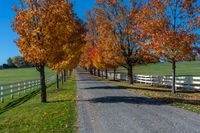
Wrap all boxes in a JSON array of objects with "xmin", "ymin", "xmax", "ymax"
[
  {"xmin": 99, "ymin": 71, "xmax": 200, "ymax": 90},
  {"xmin": 1, "ymin": 69, "xmax": 200, "ymax": 103},
  {"xmin": 0, "ymin": 76, "xmax": 56, "ymax": 103}
]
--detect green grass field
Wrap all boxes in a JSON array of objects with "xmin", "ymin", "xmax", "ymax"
[
  {"xmin": 116, "ymin": 61, "xmax": 200, "ymax": 76},
  {"xmin": 0, "ymin": 74, "xmax": 77, "ymax": 132},
  {"xmin": 0, "ymin": 67, "xmax": 55, "ymax": 84}
]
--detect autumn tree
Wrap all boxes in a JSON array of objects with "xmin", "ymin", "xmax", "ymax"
[
  {"xmin": 45, "ymin": 2, "xmax": 85, "ymax": 89},
  {"xmin": 139, "ymin": 0, "xmax": 200, "ymax": 93},
  {"xmin": 80, "ymin": 11, "xmax": 99, "ymax": 75},
  {"xmin": 80, "ymin": 45, "xmax": 96, "ymax": 73},
  {"xmin": 94, "ymin": 8, "xmax": 125, "ymax": 79},
  {"xmin": 13, "ymin": 0, "xmax": 79, "ymax": 102},
  {"xmin": 12, "ymin": 56, "xmax": 32, "ymax": 68},
  {"xmin": 86, "ymin": 0, "xmax": 153, "ymax": 84}
]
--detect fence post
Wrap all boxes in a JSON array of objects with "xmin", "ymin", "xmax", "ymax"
[
  {"xmin": 10, "ymin": 84, "xmax": 14, "ymax": 99},
  {"xmin": 28, "ymin": 81, "xmax": 31, "ymax": 92},
  {"xmin": 145, "ymin": 76, "xmax": 147, "ymax": 84},
  {"xmin": 18, "ymin": 83, "xmax": 21, "ymax": 96},
  {"xmin": 187, "ymin": 76, "xmax": 191, "ymax": 89},
  {"xmin": 36, "ymin": 80, "xmax": 38, "ymax": 88},
  {"xmin": 24, "ymin": 82, "xmax": 26, "ymax": 94},
  {"xmin": 159, "ymin": 76, "xmax": 162, "ymax": 86},
  {"xmin": 32, "ymin": 81, "xmax": 34, "ymax": 91},
  {"xmin": 1, "ymin": 86, "xmax": 4, "ymax": 103},
  {"xmin": 37, "ymin": 80, "xmax": 40, "ymax": 88}
]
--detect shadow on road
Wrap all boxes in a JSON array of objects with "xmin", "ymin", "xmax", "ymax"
[
  {"xmin": 153, "ymin": 97, "xmax": 200, "ymax": 106},
  {"xmin": 88, "ymin": 96, "xmax": 166, "ymax": 105},
  {"xmin": 83, "ymin": 86, "xmax": 132, "ymax": 90}
]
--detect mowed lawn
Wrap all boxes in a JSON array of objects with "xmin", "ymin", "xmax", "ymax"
[
  {"xmin": 0, "ymin": 67, "xmax": 54, "ymax": 84},
  {"xmin": 116, "ymin": 61, "xmax": 200, "ymax": 76},
  {"xmin": 0, "ymin": 74, "xmax": 77, "ymax": 132}
]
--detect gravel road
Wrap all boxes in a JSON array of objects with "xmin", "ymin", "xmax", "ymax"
[{"xmin": 76, "ymin": 68, "xmax": 200, "ymax": 133}]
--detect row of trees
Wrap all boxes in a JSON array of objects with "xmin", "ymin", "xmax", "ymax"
[
  {"xmin": 80, "ymin": 0, "xmax": 200, "ymax": 94},
  {"xmin": 1, "ymin": 56, "xmax": 33, "ymax": 69},
  {"xmin": 13, "ymin": 0, "xmax": 85, "ymax": 102}
]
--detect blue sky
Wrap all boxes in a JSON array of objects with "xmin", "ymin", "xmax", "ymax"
[{"xmin": 0, "ymin": 0, "xmax": 95, "ymax": 64}]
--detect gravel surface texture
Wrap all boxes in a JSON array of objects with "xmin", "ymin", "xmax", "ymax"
[{"xmin": 76, "ymin": 68, "xmax": 200, "ymax": 133}]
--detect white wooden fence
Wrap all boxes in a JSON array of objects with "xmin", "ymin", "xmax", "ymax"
[
  {"xmin": 99, "ymin": 71, "xmax": 200, "ymax": 90},
  {"xmin": 0, "ymin": 75, "xmax": 56, "ymax": 103}
]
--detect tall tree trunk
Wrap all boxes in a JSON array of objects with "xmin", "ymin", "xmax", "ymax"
[
  {"xmin": 97, "ymin": 69, "xmax": 100, "ymax": 77},
  {"xmin": 61, "ymin": 72, "xmax": 64, "ymax": 84},
  {"xmin": 128, "ymin": 64, "xmax": 133, "ymax": 84},
  {"xmin": 37, "ymin": 65, "xmax": 47, "ymax": 103},
  {"xmin": 64, "ymin": 70, "xmax": 66, "ymax": 82},
  {"xmin": 56, "ymin": 74, "xmax": 59, "ymax": 89},
  {"xmin": 94, "ymin": 68, "xmax": 96, "ymax": 76},
  {"xmin": 105, "ymin": 69, "xmax": 108, "ymax": 79},
  {"xmin": 114, "ymin": 68, "xmax": 116, "ymax": 81},
  {"xmin": 89, "ymin": 68, "xmax": 93, "ymax": 75},
  {"xmin": 69, "ymin": 69, "xmax": 72, "ymax": 76},
  {"xmin": 172, "ymin": 60, "xmax": 176, "ymax": 94}
]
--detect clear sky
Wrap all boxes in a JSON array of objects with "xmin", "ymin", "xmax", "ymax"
[{"xmin": 0, "ymin": 0, "xmax": 95, "ymax": 65}]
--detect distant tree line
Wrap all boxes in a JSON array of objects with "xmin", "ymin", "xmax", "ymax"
[{"xmin": 0, "ymin": 56, "xmax": 34, "ymax": 69}]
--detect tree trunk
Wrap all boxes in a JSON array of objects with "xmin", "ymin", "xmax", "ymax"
[
  {"xmin": 38, "ymin": 65, "xmax": 47, "ymax": 103},
  {"xmin": 172, "ymin": 60, "xmax": 176, "ymax": 94},
  {"xmin": 105, "ymin": 69, "xmax": 108, "ymax": 79},
  {"xmin": 69, "ymin": 69, "xmax": 72, "ymax": 76},
  {"xmin": 56, "ymin": 74, "xmax": 59, "ymax": 89},
  {"xmin": 64, "ymin": 70, "xmax": 66, "ymax": 82},
  {"xmin": 89, "ymin": 68, "xmax": 93, "ymax": 75},
  {"xmin": 128, "ymin": 64, "xmax": 133, "ymax": 84},
  {"xmin": 94, "ymin": 68, "xmax": 96, "ymax": 76},
  {"xmin": 114, "ymin": 68, "xmax": 116, "ymax": 81},
  {"xmin": 61, "ymin": 72, "xmax": 64, "ymax": 84},
  {"xmin": 97, "ymin": 69, "xmax": 100, "ymax": 77}
]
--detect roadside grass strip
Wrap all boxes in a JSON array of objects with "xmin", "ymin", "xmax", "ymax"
[{"xmin": 0, "ymin": 74, "xmax": 77, "ymax": 133}]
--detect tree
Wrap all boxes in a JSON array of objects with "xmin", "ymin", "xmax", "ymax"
[
  {"xmin": 45, "ymin": 1, "xmax": 85, "ymax": 89},
  {"xmin": 139, "ymin": 0, "xmax": 200, "ymax": 93},
  {"xmin": 13, "ymin": 0, "xmax": 77, "ymax": 102},
  {"xmin": 85, "ymin": 0, "xmax": 153, "ymax": 84},
  {"xmin": 7, "ymin": 57, "xmax": 16, "ymax": 68},
  {"xmin": 92, "ymin": 8, "xmax": 125, "ymax": 76},
  {"xmin": 12, "ymin": 56, "xmax": 32, "ymax": 68}
]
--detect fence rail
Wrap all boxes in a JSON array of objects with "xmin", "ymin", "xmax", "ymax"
[
  {"xmin": 0, "ymin": 75, "xmax": 56, "ymax": 103},
  {"xmin": 99, "ymin": 70, "xmax": 200, "ymax": 90}
]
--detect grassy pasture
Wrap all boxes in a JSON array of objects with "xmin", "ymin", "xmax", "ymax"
[
  {"xmin": 0, "ymin": 67, "xmax": 54, "ymax": 84},
  {"xmin": 116, "ymin": 61, "xmax": 200, "ymax": 76},
  {"xmin": 0, "ymin": 74, "xmax": 77, "ymax": 132}
]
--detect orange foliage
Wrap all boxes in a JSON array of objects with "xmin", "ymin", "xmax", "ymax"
[{"xmin": 138, "ymin": 0, "xmax": 200, "ymax": 62}]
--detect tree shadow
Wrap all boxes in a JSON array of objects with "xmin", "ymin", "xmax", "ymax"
[
  {"xmin": 76, "ymin": 78, "xmax": 98, "ymax": 81},
  {"xmin": 152, "ymin": 97, "xmax": 200, "ymax": 106},
  {"xmin": 87, "ymin": 95, "xmax": 200, "ymax": 106},
  {"xmin": 47, "ymin": 99, "xmax": 73, "ymax": 103},
  {"xmin": 0, "ymin": 89, "xmax": 40, "ymax": 114},
  {"xmin": 109, "ymin": 80, "xmax": 122, "ymax": 82},
  {"xmin": 83, "ymin": 86, "xmax": 132, "ymax": 90},
  {"xmin": 88, "ymin": 96, "xmax": 166, "ymax": 105},
  {"xmin": 130, "ymin": 86, "xmax": 172, "ymax": 93}
]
